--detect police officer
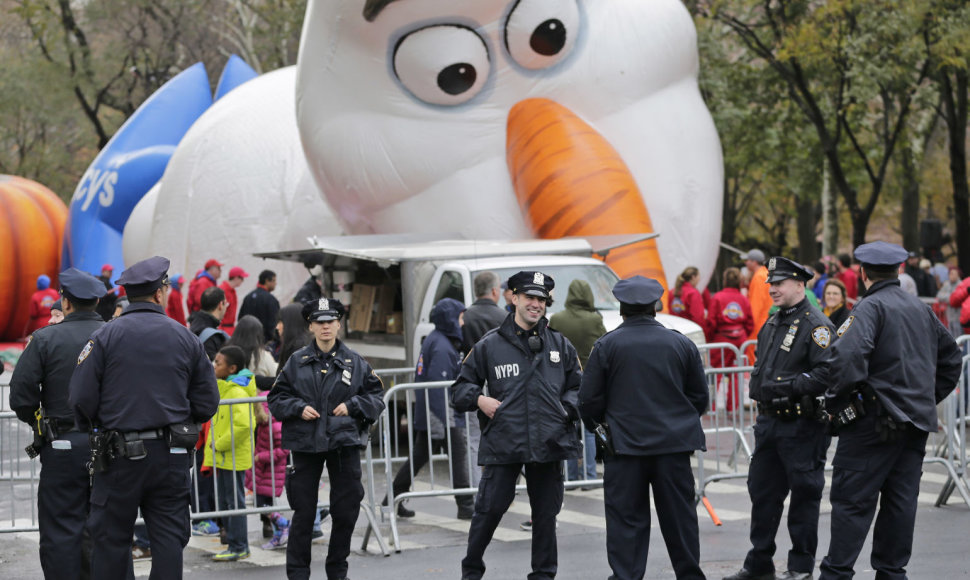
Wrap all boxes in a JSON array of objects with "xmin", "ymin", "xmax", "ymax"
[
  {"xmin": 724, "ymin": 257, "xmax": 835, "ymax": 580},
  {"xmin": 818, "ymin": 242, "xmax": 961, "ymax": 579},
  {"xmin": 579, "ymin": 275, "xmax": 708, "ymax": 580},
  {"xmin": 450, "ymin": 270, "xmax": 582, "ymax": 580},
  {"xmin": 9, "ymin": 268, "xmax": 106, "ymax": 580},
  {"xmin": 267, "ymin": 298, "xmax": 385, "ymax": 580},
  {"xmin": 68, "ymin": 256, "xmax": 219, "ymax": 580}
]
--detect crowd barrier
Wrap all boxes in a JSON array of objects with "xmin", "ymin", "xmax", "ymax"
[{"xmin": 2, "ymin": 341, "xmax": 968, "ymax": 552}]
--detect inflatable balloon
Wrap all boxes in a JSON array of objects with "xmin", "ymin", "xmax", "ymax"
[
  {"xmin": 63, "ymin": 63, "xmax": 213, "ymax": 276},
  {"xmin": 0, "ymin": 175, "xmax": 68, "ymax": 340},
  {"xmin": 215, "ymin": 54, "xmax": 259, "ymax": 101},
  {"xmin": 296, "ymin": 0, "xmax": 724, "ymax": 284},
  {"xmin": 127, "ymin": 66, "xmax": 338, "ymax": 300}
]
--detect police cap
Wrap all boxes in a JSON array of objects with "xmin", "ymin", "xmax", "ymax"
[
  {"xmin": 612, "ymin": 275, "xmax": 664, "ymax": 305},
  {"xmin": 765, "ymin": 256, "xmax": 812, "ymax": 284},
  {"xmin": 116, "ymin": 256, "xmax": 171, "ymax": 297},
  {"xmin": 59, "ymin": 267, "xmax": 107, "ymax": 301},
  {"xmin": 507, "ymin": 271, "xmax": 554, "ymax": 299},
  {"xmin": 854, "ymin": 241, "xmax": 908, "ymax": 268},
  {"xmin": 303, "ymin": 297, "xmax": 345, "ymax": 322}
]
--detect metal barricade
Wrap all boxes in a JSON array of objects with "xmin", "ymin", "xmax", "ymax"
[
  {"xmin": 0, "ymin": 409, "xmax": 40, "ymax": 532},
  {"xmin": 378, "ymin": 380, "xmax": 603, "ymax": 551}
]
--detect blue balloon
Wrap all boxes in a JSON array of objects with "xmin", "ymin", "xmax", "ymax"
[
  {"xmin": 62, "ymin": 63, "xmax": 213, "ymax": 275},
  {"xmin": 214, "ymin": 54, "xmax": 259, "ymax": 101}
]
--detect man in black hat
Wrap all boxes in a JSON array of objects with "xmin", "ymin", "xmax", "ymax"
[
  {"xmin": 817, "ymin": 241, "xmax": 961, "ymax": 580},
  {"xmin": 579, "ymin": 275, "xmax": 708, "ymax": 580},
  {"xmin": 268, "ymin": 297, "xmax": 385, "ymax": 580},
  {"xmin": 9, "ymin": 268, "xmax": 107, "ymax": 580},
  {"xmin": 724, "ymin": 257, "xmax": 836, "ymax": 580},
  {"xmin": 450, "ymin": 270, "xmax": 583, "ymax": 580},
  {"xmin": 68, "ymin": 256, "xmax": 219, "ymax": 580}
]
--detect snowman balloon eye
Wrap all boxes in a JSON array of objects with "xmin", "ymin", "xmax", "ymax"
[
  {"xmin": 393, "ymin": 25, "xmax": 491, "ymax": 106},
  {"xmin": 505, "ymin": 0, "xmax": 580, "ymax": 70}
]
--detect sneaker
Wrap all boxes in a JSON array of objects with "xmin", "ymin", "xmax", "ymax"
[
  {"xmin": 520, "ymin": 519, "xmax": 532, "ymax": 531},
  {"xmin": 212, "ymin": 549, "xmax": 250, "ymax": 562},
  {"xmin": 191, "ymin": 520, "xmax": 220, "ymax": 536},
  {"xmin": 131, "ymin": 546, "xmax": 151, "ymax": 560},
  {"xmin": 261, "ymin": 525, "xmax": 289, "ymax": 550}
]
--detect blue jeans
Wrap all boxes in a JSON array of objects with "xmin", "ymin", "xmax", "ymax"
[
  {"xmin": 215, "ymin": 469, "xmax": 248, "ymax": 552},
  {"xmin": 567, "ymin": 429, "xmax": 597, "ymax": 481}
]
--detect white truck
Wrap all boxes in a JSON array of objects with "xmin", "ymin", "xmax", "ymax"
[{"xmin": 255, "ymin": 234, "xmax": 705, "ymax": 367}]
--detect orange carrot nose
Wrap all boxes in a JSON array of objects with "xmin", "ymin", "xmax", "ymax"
[{"xmin": 506, "ymin": 98, "xmax": 665, "ymax": 284}]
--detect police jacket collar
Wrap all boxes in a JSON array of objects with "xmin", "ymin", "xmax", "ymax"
[
  {"xmin": 299, "ymin": 339, "xmax": 345, "ymax": 365},
  {"xmin": 62, "ymin": 311, "xmax": 107, "ymax": 323},
  {"xmin": 862, "ymin": 278, "xmax": 900, "ymax": 298},
  {"xmin": 498, "ymin": 313, "xmax": 547, "ymax": 353},
  {"xmin": 618, "ymin": 313, "xmax": 663, "ymax": 329},
  {"xmin": 121, "ymin": 301, "xmax": 165, "ymax": 315}
]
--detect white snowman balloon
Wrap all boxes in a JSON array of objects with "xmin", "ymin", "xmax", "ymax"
[{"xmin": 296, "ymin": 0, "xmax": 723, "ymax": 283}]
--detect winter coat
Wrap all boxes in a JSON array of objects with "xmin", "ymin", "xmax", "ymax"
[
  {"xmin": 166, "ymin": 288, "xmax": 187, "ymax": 326},
  {"xmin": 267, "ymin": 340, "xmax": 385, "ymax": 453},
  {"xmin": 413, "ymin": 298, "xmax": 465, "ymax": 437},
  {"xmin": 204, "ymin": 369, "xmax": 257, "ymax": 471},
  {"xmin": 548, "ymin": 279, "xmax": 607, "ymax": 367},
  {"xmin": 187, "ymin": 271, "xmax": 217, "ymax": 314},
  {"xmin": 450, "ymin": 315, "xmax": 582, "ymax": 465},
  {"xmin": 26, "ymin": 288, "xmax": 59, "ymax": 336},
  {"xmin": 667, "ymin": 281, "xmax": 705, "ymax": 327},
  {"xmin": 705, "ymin": 287, "xmax": 754, "ymax": 345},
  {"xmin": 246, "ymin": 394, "xmax": 289, "ymax": 498},
  {"xmin": 188, "ymin": 310, "xmax": 227, "ymax": 361},
  {"xmin": 462, "ymin": 297, "xmax": 507, "ymax": 350},
  {"xmin": 218, "ymin": 281, "xmax": 239, "ymax": 334}
]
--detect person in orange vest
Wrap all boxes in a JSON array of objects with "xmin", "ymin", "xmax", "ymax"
[
  {"xmin": 744, "ymin": 249, "xmax": 771, "ymax": 364},
  {"xmin": 219, "ymin": 267, "xmax": 249, "ymax": 335}
]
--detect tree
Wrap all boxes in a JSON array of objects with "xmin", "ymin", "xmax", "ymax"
[
  {"xmin": 922, "ymin": 1, "xmax": 970, "ymax": 273},
  {"xmin": 695, "ymin": 0, "xmax": 933, "ymax": 248}
]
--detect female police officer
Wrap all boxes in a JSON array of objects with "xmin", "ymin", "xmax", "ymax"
[{"xmin": 268, "ymin": 298, "xmax": 384, "ymax": 580}]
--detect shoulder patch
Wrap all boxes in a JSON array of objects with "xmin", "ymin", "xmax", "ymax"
[
  {"xmin": 837, "ymin": 316, "xmax": 854, "ymax": 337},
  {"xmin": 77, "ymin": 340, "xmax": 94, "ymax": 364},
  {"xmin": 811, "ymin": 326, "xmax": 831, "ymax": 348}
]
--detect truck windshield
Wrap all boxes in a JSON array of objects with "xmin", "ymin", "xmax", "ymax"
[{"xmin": 477, "ymin": 265, "xmax": 621, "ymax": 315}]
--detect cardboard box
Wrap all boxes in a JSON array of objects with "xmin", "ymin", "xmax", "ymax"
[
  {"xmin": 348, "ymin": 284, "xmax": 377, "ymax": 333},
  {"xmin": 369, "ymin": 284, "xmax": 397, "ymax": 332},
  {"xmin": 385, "ymin": 311, "xmax": 403, "ymax": 334}
]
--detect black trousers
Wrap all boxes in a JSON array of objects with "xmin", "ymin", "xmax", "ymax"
[
  {"xmin": 286, "ymin": 447, "xmax": 363, "ymax": 580},
  {"xmin": 461, "ymin": 462, "xmax": 563, "ymax": 580},
  {"xmin": 744, "ymin": 415, "xmax": 830, "ymax": 575},
  {"xmin": 604, "ymin": 453, "xmax": 705, "ymax": 580},
  {"xmin": 88, "ymin": 440, "xmax": 192, "ymax": 580},
  {"xmin": 392, "ymin": 428, "xmax": 473, "ymax": 509},
  {"xmin": 819, "ymin": 417, "xmax": 927, "ymax": 580},
  {"xmin": 38, "ymin": 431, "xmax": 91, "ymax": 580}
]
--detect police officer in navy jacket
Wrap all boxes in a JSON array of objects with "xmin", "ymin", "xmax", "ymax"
[
  {"xmin": 268, "ymin": 298, "xmax": 385, "ymax": 580},
  {"xmin": 579, "ymin": 275, "xmax": 708, "ymax": 580},
  {"xmin": 9, "ymin": 268, "xmax": 106, "ymax": 580},
  {"xmin": 818, "ymin": 242, "xmax": 961, "ymax": 579},
  {"xmin": 451, "ymin": 271, "xmax": 582, "ymax": 580},
  {"xmin": 724, "ymin": 258, "xmax": 835, "ymax": 580},
  {"xmin": 69, "ymin": 256, "xmax": 219, "ymax": 580}
]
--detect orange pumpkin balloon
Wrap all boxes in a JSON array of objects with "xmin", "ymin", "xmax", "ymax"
[{"xmin": 0, "ymin": 175, "xmax": 68, "ymax": 341}]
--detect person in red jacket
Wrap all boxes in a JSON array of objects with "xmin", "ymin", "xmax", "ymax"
[
  {"xmin": 835, "ymin": 253, "xmax": 859, "ymax": 302},
  {"xmin": 25, "ymin": 274, "xmax": 60, "ymax": 337},
  {"xmin": 667, "ymin": 266, "xmax": 705, "ymax": 327},
  {"xmin": 219, "ymin": 267, "xmax": 249, "ymax": 335},
  {"xmin": 705, "ymin": 268, "xmax": 754, "ymax": 411},
  {"xmin": 166, "ymin": 274, "xmax": 187, "ymax": 326},
  {"xmin": 186, "ymin": 259, "xmax": 222, "ymax": 313}
]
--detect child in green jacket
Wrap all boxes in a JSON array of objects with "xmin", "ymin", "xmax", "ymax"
[{"xmin": 205, "ymin": 345, "xmax": 257, "ymax": 561}]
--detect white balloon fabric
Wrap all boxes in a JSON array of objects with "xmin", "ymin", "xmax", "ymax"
[
  {"xmin": 296, "ymin": 0, "xmax": 723, "ymax": 285},
  {"xmin": 125, "ymin": 66, "xmax": 339, "ymax": 301}
]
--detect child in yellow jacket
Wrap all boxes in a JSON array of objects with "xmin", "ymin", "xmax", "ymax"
[{"xmin": 204, "ymin": 345, "xmax": 256, "ymax": 561}]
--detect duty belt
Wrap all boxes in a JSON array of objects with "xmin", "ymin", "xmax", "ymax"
[
  {"xmin": 53, "ymin": 418, "xmax": 78, "ymax": 433},
  {"xmin": 122, "ymin": 428, "xmax": 166, "ymax": 442}
]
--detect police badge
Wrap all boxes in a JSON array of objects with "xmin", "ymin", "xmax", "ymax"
[
  {"xmin": 550, "ymin": 351, "xmax": 560, "ymax": 363},
  {"xmin": 533, "ymin": 272, "xmax": 545, "ymax": 285},
  {"xmin": 319, "ymin": 298, "xmax": 329, "ymax": 311},
  {"xmin": 768, "ymin": 257, "xmax": 777, "ymax": 271}
]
